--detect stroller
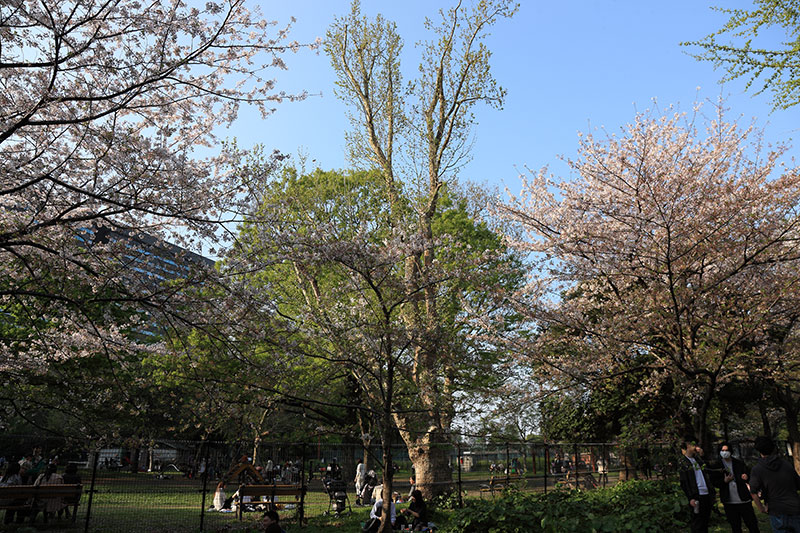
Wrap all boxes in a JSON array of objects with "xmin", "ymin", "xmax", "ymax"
[
  {"xmin": 358, "ymin": 470, "xmax": 378, "ymax": 505},
  {"xmin": 324, "ymin": 478, "xmax": 351, "ymax": 516}
]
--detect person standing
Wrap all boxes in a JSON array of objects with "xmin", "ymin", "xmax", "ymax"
[
  {"xmin": 596, "ymin": 456, "xmax": 608, "ymax": 484},
  {"xmin": 679, "ymin": 437, "xmax": 714, "ymax": 533},
  {"xmin": 265, "ymin": 459, "xmax": 273, "ymax": 483},
  {"xmin": 749, "ymin": 436, "xmax": 800, "ymax": 533},
  {"xmin": 711, "ymin": 443, "xmax": 760, "ymax": 533},
  {"xmin": 354, "ymin": 459, "xmax": 366, "ymax": 505}
]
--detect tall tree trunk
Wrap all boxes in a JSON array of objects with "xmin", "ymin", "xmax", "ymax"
[
  {"xmin": 720, "ymin": 408, "xmax": 730, "ymax": 444},
  {"xmin": 394, "ymin": 422, "xmax": 452, "ymax": 499},
  {"xmin": 784, "ymin": 404, "xmax": 800, "ymax": 472},
  {"xmin": 392, "ymin": 345, "xmax": 454, "ymax": 499},
  {"xmin": 693, "ymin": 380, "xmax": 716, "ymax": 451},
  {"xmin": 759, "ymin": 399, "xmax": 772, "ymax": 437}
]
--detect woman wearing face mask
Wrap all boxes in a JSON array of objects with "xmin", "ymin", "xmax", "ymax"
[{"xmin": 712, "ymin": 443, "xmax": 760, "ymax": 533}]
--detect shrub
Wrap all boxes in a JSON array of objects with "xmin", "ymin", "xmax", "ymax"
[{"xmin": 443, "ymin": 480, "xmax": 685, "ymax": 533}]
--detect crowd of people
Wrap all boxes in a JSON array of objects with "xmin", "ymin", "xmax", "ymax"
[
  {"xmin": 679, "ymin": 435, "xmax": 800, "ymax": 533},
  {"xmin": 0, "ymin": 446, "xmax": 82, "ymax": 524},
  {"xmin": 15, "ymin": 441, "xmax": 800, "ymax": 533}
]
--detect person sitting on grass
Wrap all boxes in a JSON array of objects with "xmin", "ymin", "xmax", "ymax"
[
  {"xmin": 365, "ymin": 496, "xmax": 397, "ymax": 532},
  {"xmin": 400, "ymin": 489, "xmax": 429, "ymax": 531},
  {"xmin": 212, "ymin": 481, "xmax": 233, "ymax": 511},
  {"xmin": 262, "ymin": 509, "xmax": 285, "ymax": 533}
]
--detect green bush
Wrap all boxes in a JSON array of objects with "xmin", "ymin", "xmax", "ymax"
[{"xmin": 443, "ymin": 480, "xmax": 685, "ymax": 533}]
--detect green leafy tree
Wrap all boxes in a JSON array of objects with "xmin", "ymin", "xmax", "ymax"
[
  {"xmin": 228, "ymin": 162, "xmax": 523, "ymax": 525},
  {"xmin": 687, "ymin": 0, "xmax": 800, "ymax": 109},
  {"xmin": 325, "ymin": 1, "xmax": 518, "ymax": 508}
]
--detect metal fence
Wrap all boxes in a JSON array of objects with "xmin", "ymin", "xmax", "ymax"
[{"xmin": 0, "ymin": 435, "xmax": 768, "ymax": 532}]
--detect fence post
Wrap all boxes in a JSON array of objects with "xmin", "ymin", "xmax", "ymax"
[
  {"xmin": 543, "ymin": 445, "xmax": 548, "ymax": 494},
  {"xmin": 199, "ymin": 442, "xmax": 210, "ymax": 532},
  {"xmin": 602, "ymin": 443, "xmax": 607, "ymax": 488},
  {"xmin": 573, "ymin": 443, "xmax": 579, "ymax": 488},
  {"xmin": 457, "ymin": 442, "xmax": 463, "ymax": 508},
  {"xmin": 624, "ymin": 445, "xmax": 629, "ymax": 480},
  {"xmin": 299, "ymin": 442, "xmax": 307, "ymax": 526},
  {"xmin": 505, "ymin": 442, "xmax": 510, "ymax": 487},
  {"xmin": 84, "ymin": 450, "xmax": 99, "ymax": 533}
]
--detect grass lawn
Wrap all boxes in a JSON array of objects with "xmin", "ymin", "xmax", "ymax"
[{"xmin": 0, "ymin": 471, "xmax": 776, "ymax": 532}]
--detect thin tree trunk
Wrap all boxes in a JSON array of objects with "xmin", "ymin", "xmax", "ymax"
[
  {"xmin": 252, "ymin": 409, "xmax": 269, "ymax": 466},
  {"xmin": 377, "ymin": 357, "xmax": 395, "ymax": 533},
  {"xmin": 130, "ymin": 447, "xmax": 140, "ymax": 474},
  {"xmin": 618, "ymin": 450, "xmax": 638, "ymax": 482}
]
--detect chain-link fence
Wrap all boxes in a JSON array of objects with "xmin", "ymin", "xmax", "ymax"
[{"xmin": 0, "ymin": 435, "xmax": 773, "ymax": 531}]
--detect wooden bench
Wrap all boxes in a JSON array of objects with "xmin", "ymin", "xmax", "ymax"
[
  {"xmin": 0, "ymin": 484, "xmax": 82, "ymax": 523},
  {"xmin": 236, "ymin": 484, "xmax": 306, "ymax": 521},
  {"xmin": 479, "ymin": 474, "xmax": 524, "ymax": 498}
]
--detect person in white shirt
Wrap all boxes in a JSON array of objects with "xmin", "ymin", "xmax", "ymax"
[
  {"xmin": 354, "ymin": 459, "xmax": 366, "ymax": 504},
  {"xmin": 212, "ymin": 481, "xmax": 229, "ymax": 511},
  {"xmin": 369, "ymin": 497, "xmax": 396, "ymax": 528},
  {"xmin": 679, "ymin": 437, "xmax": 715, "ymax": 533}
]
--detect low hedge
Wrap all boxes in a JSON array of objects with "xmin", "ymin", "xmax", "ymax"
[{"xmin": 443, "ymin": 480, "xmax": 686, "ymax": 533}]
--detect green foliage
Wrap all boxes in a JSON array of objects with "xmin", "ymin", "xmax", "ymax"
[
  {"xmin": 430, "ymin": 488, "xmax": 464, "ymax": 510},
  {"xmin": 443, "ymin": 481, "xmax": 685, "ymax": 533},
  {"xmin": 538, "ymin": 350, "xmax": 682, "ymax": 445},
  {"xmin": 686, "ymin": 0, "xmax": 800, "ymax": 109},
  {"xmin": 230, "ymin": 165, "xmax": 526, "ymax": 440}
]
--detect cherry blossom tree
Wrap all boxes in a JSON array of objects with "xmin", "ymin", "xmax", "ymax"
[
  {"xmin": 0, "ymin": 0, "xmax": 305, "ymax": 379},
  {"xmin": 497, "ymin": 104, "xmax": 800, "ymax": 448},
  {"xmin": 324, "ymin": 0, "xmax": 518, "ymax": 507}
]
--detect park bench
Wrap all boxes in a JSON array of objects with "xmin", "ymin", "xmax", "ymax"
[
  {"xmin": 479, "ymin": 474, "xmax": 523, "ymax": 498},
  {"xmin": 236, "ymin": 484, "xmax": 306, "ymax": 521},
  {"xmin": 0, "ymin": 484, "xmax": 82, "ymax": 523}
]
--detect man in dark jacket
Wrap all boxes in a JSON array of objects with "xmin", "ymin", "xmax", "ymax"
[
  {"xmin": 711, "ymin": 443, "xmax": 759, "ymax": 533},
  {"xmin": 261, "ymin": 510, "xmax": 285, "ymax": 533},
  {"xmin": 749, "ymin": 436, "xmax": 800, "ymax": 533},
  {"xmin": 679, "ymin": 437, "xmax": 715, "ymax": 533}
]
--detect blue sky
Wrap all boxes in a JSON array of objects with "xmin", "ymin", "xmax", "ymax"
[{"xmin": 229, "ymin": 1, "xmax": 800, "ymax": 195}]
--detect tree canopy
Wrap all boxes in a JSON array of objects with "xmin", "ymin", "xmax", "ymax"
[
  {"xmin": 0, "ymin": 0, "xmax": 303, "ymax": 379},
  {"xmin": 497, "ymin": 103, "xmax": 800, "ymax": 448}
]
